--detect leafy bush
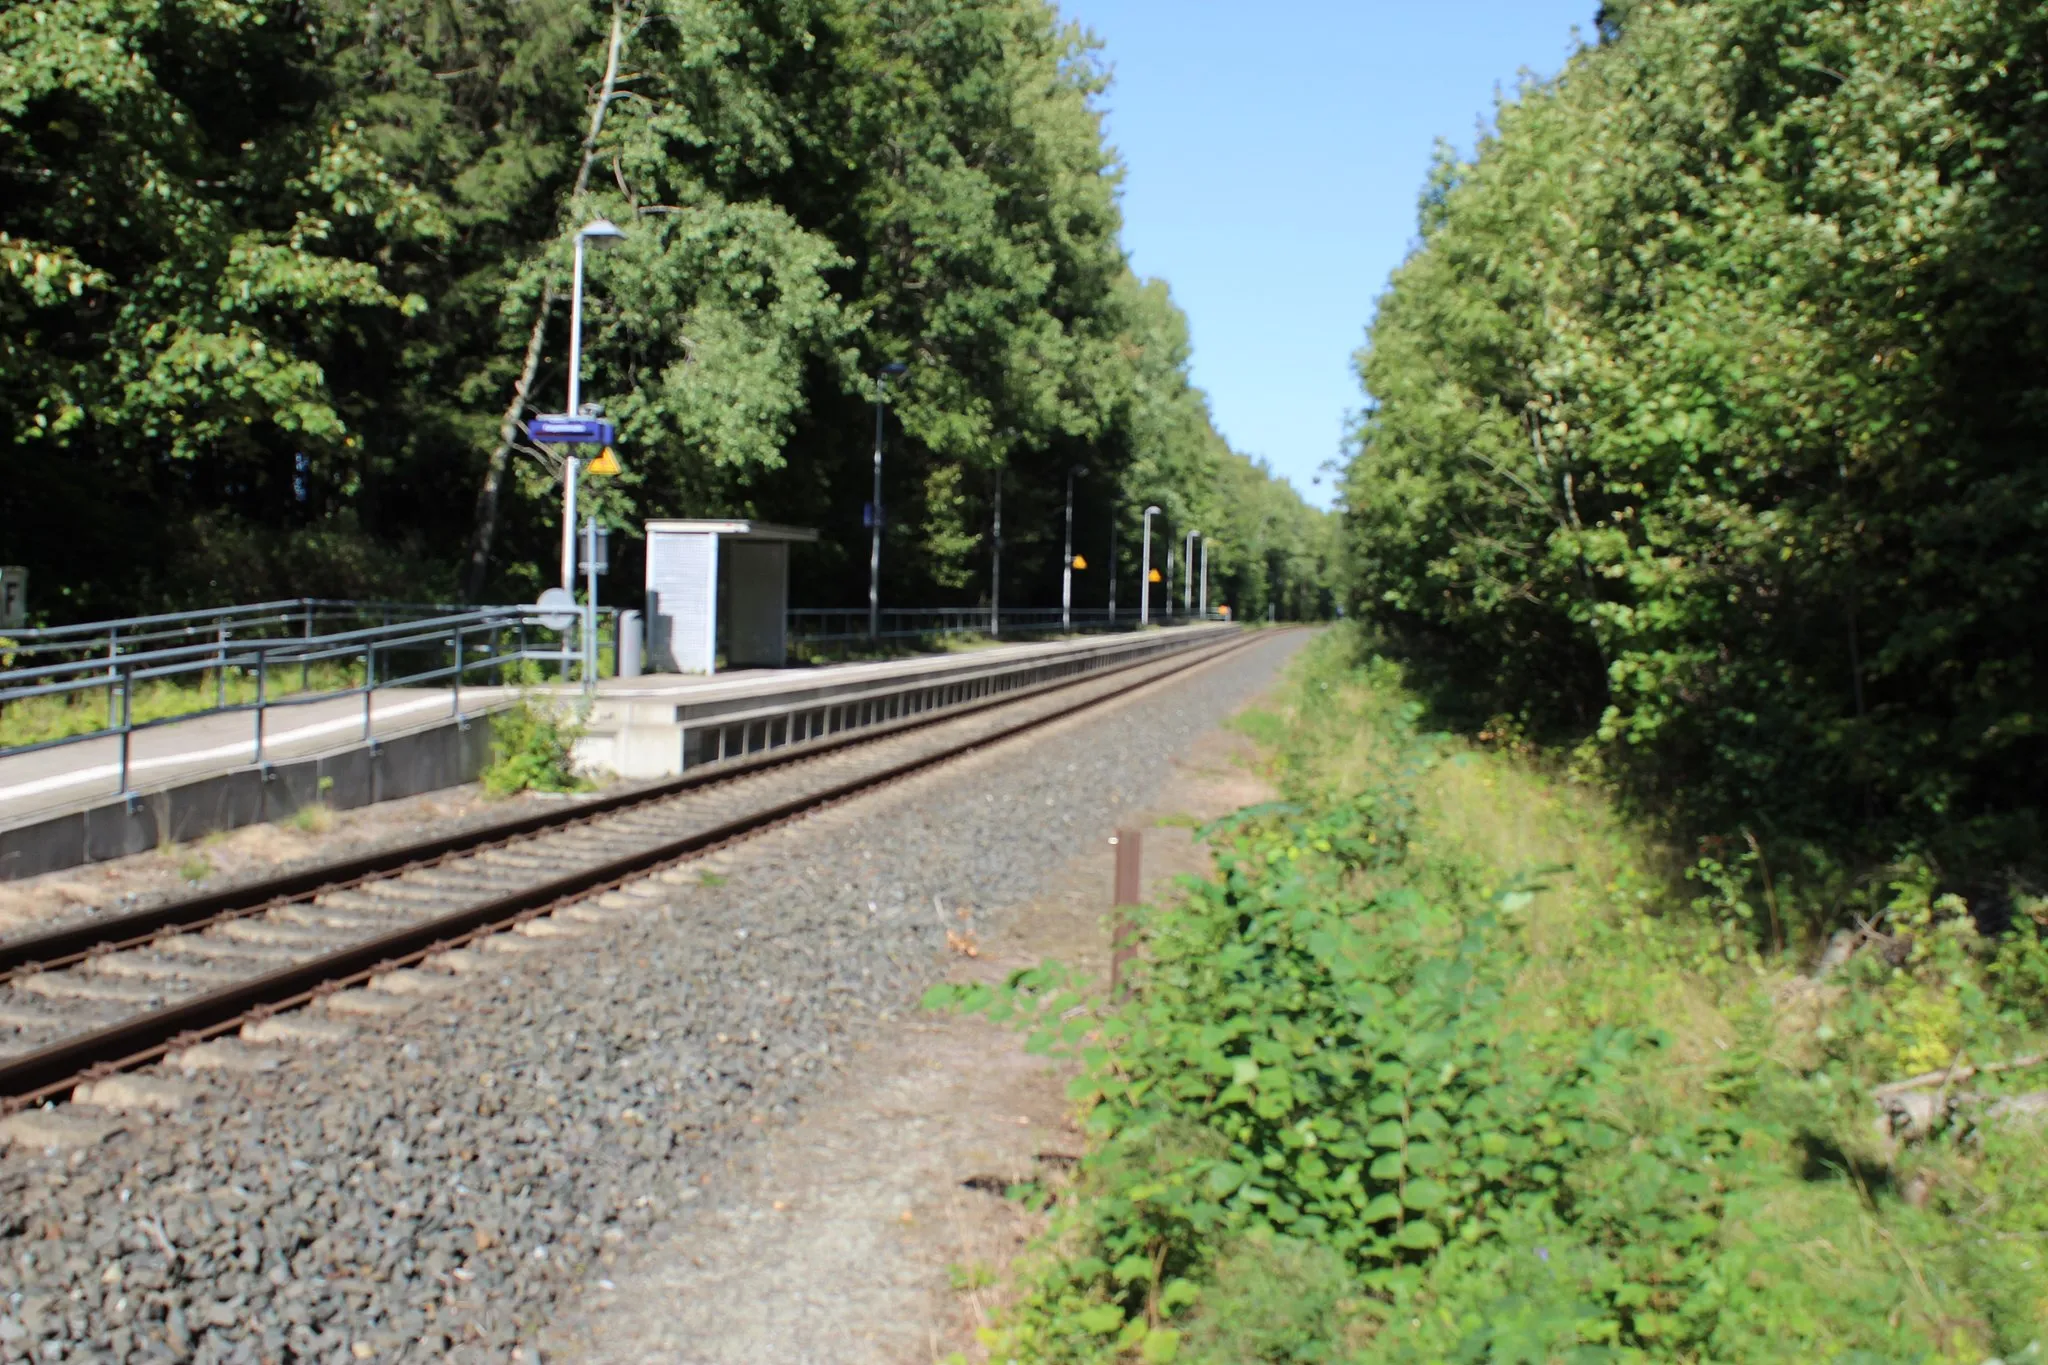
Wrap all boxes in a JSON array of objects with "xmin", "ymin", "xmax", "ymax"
[
  {"xmin": 936, "ymin": 632, "xmax": 2048, "ymax": 1362},
  {"xmin": 480, "ymin": 698, "xmax": 588, "ymax": 796},
  {"xmin": 1176, "ymin": 1234, "xmax": 1367, "ymax": 1363}
]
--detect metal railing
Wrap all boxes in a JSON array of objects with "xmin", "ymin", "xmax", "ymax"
[
  {"xmin": 0, "ymin": 599, "xmax": 479, "ymax": 670},
  {"xmin": 0, "ymin": 606, "xmax": 621, "ymax": 798}
]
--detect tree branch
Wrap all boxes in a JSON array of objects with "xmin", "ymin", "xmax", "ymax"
[{"xmin": 1873, "ymin": 1051, "xmax": 2048, "ymax": 1099}]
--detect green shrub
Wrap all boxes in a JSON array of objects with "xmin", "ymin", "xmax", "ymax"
[
  {"xmin": 937, "ymin": 632, "xmax": 2048, "ymax": 1362},
  {"xmin": 1177, "ymin": 1234, "xmax": 1368, "ymax": 1364},
  {"xmin": 480, "ymin": 698, "xmax": 588, "ymax": 796}
]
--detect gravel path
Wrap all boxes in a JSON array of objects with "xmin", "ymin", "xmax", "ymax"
[{"xmin": 0, "ymin": 630, "xmax": 1305, "ymax": 1365}]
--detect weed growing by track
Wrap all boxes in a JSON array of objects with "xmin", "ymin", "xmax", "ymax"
[
  {"xmin": 287, "ymin": 802, "xmax": 333, "ymax": 834},
  {"xmin": 481, "ymin": 697, "xmax": 589, "ymax": 796},
  {"xmin": 932, "ymin": 629, "xmax": 2048, "ymax": 1362}
]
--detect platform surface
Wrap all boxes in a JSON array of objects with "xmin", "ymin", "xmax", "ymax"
[
  {"xmin": 0, "ymin": 688, "xmax": 522, "ymax": 828},
  {"xmin": 595, "ymin": 628, "xmax": 1219, "ymax": 706}
]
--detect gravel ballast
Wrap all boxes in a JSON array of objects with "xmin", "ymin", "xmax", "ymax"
[{"xmin": 0, "ymin": 630, "xmax": 1305, "ymax": 1364}]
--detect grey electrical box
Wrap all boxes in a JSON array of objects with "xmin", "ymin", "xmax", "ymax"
[
  {"xmin": 0, "ymin": 567, "xmax": 25, "ymax": 630},
  {"xmin": 578, "ymin": 526, "xmax": 611, "ymax": 575}
]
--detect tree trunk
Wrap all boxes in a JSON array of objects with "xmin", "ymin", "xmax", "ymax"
[
  {"xmin": 572, "ymin": 5, "xmax": 627, "ymax": 199},
  {"xmin": 463, "ymin": 282, "xmax": 558, "ymax": 601},
  {"xmin": 461, "ymin": 4, "xmax": 628, "ymax": 601}
]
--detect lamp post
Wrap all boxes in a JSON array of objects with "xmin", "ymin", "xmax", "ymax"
[
  {"xmin": 1164, "ymin": 532, "xmax": 1174, "ymax": 622},
  {"xmin": 1061, "ymin": 465, "xmax": 1083, "ymax": 632},
  {"xmin": 1199, "ymin": 538, "xmax": 1211, "ymax": 618},
  {"xmin": 869, "ymin": 361, "xmax": 908, "ymax": 639},
  {"xmin": 1107, "ymin": 511, "xmax": 1119, "ymax": 624},
  {"xmin": 1140, "ymin": 505, "xmax": 1161, "ymax": 626},
  {"xmin": 562, "ymin": 218, "xmax": 627, "ymax": 592},
  {"xmin": 1183, "ymin": 529, "xmax": 1200, "ymax": 617},
  {"xmin": 582, "ymin": 517, "xmax": 600, "ymax": 691},
  {"xmin": 989, "ymin": 463, "xmax": 1002, "ymax": 636}
]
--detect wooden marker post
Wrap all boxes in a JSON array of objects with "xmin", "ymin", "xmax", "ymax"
[{"xmin": 1110, "ymin": 827, "xmax": 1141, "ymax": 998}]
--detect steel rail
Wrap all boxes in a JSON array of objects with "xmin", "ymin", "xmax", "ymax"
[
  {"xmin": 0, "ymin": 631, "xmax": 1259, "ymax": 1105},
  {"xmin": 0, "ymin": 628, "xmax": 1231, "ymax": 980}
]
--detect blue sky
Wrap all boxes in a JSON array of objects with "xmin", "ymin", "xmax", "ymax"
[{"xmin": 1063, "ymin": 0, "xmax": 1596, "ymax": 508}]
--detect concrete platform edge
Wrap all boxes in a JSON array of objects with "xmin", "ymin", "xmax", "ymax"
[{"xmin": 0, "ymin": 714, "xmax": 498, "ymax": 883}]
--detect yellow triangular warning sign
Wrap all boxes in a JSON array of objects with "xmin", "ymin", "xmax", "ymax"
[{"xmin": 586, "ymin": 447, "xmax": 622, "ymax": 476}]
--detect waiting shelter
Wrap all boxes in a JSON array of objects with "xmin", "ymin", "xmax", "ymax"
[{"xmin": 643, "ymin": 520, "xmax": 818, "ymax": 674}]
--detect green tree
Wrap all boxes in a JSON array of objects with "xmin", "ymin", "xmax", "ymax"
[
  {"xmin": 1344, "ymin": 0, "xmax": 2048, "ymax": 900},
  {"xmin": 2, "ymin": 0, "xmax": 1328, "ymax": 629},
  {"xmin": 2, "ymin": 0, "xmax": 445, "ymax": 610}
]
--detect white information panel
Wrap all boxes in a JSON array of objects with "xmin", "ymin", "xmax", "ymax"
[{"xmin": 646, "ymin": 529, "xmax": 716, "ymax": 673}]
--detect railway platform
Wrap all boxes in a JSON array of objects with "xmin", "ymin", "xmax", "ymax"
[{"xmin": 0, "ymin": 626, "xmax": 1231, "ymax": 881}]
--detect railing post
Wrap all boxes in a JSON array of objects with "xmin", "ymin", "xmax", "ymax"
[
  {"xmin": 255, "ymin": 647, "xmax": 267, "ymax": 764},
  {"xmin": 363, "ymin": 642, "xmax": 375, "ymax": 740},
  {"xmin": 105, "ymin": 625, "xmax": 120, "ymax": 728},
  {"xmin": 216, "ymin": 623, "xmax": 227, "ymax": 708},
  {"xmin": 118, "ymin": 667, "xmax": 133, "ymax": 795},
  {"xmin": 452, "ymin": 624, "xmax": 463, "ymax": 719}
]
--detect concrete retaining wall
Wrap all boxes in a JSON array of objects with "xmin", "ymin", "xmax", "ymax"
[{"xmin": 0, "ymin": 715, "xmax": 497, "ymax": 882}]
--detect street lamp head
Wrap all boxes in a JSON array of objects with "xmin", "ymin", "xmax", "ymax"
[
  {"xmin": 1144, "ymin": 504, "xmax": 1161, "ymax": 516},
  {"xmin": 578, "ymin": 219, "xmax": 628, "ymax": 249}
]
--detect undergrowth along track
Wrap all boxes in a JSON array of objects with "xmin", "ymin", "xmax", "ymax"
[{"xmin": 0, "ymin": 628, "xmax": 1257, "ymax": 1108}]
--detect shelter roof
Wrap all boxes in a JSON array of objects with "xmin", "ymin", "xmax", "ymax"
[{"xmin": 643, "ymin": 520, "xmax": 818, "ymax": 543}]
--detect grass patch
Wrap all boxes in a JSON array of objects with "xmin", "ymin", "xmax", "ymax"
[
  {"xmin": 287, "ymin": 803, "xmax": 333, "ymax": 835},
  {"xmin": 0, "ymin": 660, "xmax": 367, "ymax": 749},
  {"xmin": 931, "ymin": 626, "xmax": 2048, "ymax": 1362}
]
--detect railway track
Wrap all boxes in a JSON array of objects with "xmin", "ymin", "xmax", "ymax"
[{"xmin": 0, "ymin": 628, "xmax": 1255, "ymax": 1109}]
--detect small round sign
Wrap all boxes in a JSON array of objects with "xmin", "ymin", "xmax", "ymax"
[{"xmin": 535, "ymin": 587, "xmax": 578, "ymax": 631}]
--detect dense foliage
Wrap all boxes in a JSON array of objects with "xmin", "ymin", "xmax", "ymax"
[
  {"xmin": 1, "ymin": 0, "xmax": 1328, "ymax": 622},
  {"xmin": 939, "ymin": 631, "xmax": 2048, "ymax": 1361},
  {"xmin": 1340, "ymin": 0, "xmax": 2048, "ymax": 904}
]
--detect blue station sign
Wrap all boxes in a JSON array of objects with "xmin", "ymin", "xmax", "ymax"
[{"xmin": 527, "ymin": 414, "xmax": 617, "ymax": 446}]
